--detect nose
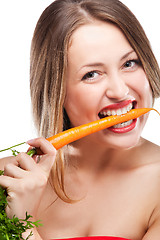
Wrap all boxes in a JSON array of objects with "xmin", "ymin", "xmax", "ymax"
[{"xmin": 105, "ymin": 73, "xmax": 129, "ymax": 100}]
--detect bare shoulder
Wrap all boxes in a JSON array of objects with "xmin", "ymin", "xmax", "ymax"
[
  {"xmin": 141, "ymin": 140, "xmax": 160, "ymax": 195},
  {"xmin": 140, "ymin": 139, "xmax": 160, "ymax": 239},
  {"xmin": 0, "ymin": 155, "xmax": 16, "ymax": 171},
  {"xmin": 135, "ymin": 138, "xmax": 160, "ymax": 199},
  {"xmin": 141, "ymin": 138, "xmax": 160, "ymax": 165}
]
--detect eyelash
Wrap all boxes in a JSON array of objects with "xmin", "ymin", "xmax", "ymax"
[
  {"xmin": 81, "ymin": 71, "xmax": 100, "ymax": 81},
  {"xmin": 123, "ymin": 59, "xmax": 141, "ymax": 69},
  {"xmin": 81, "ymin": 59, "xmax": 141, "ymax": 81}
]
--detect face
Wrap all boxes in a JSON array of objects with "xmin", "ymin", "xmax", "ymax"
[{"xmin": 64, "ymin": 21, "xmax": 153, "ymax": 149}]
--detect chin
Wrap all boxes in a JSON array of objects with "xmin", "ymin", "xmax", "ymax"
[
  {"xmin": 105, "ymin": 128, "xmax": 144, "ymax": 150},
  {"xmin": 110, "ymin": 137, "xmax": 141, "ymax": 150},
  {"xmin": 101, "ymin": 117, "xmax": 146, "ymax": 150}
]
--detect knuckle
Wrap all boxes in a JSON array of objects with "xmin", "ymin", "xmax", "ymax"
[
  {"xmin": 16, "ymin": 180, "xmax": 25, "ymax": 191},
  {"xmin": 36, "ymin": 137, "xmax": 45, "ymax": 143},
  {"xmin": 22, "ymin": 173, "xmax": 47, "ymax": 191},
  {"xmin": 4, "ymin": 163, "xmax": 13, "ymax": 172},
  {"xmin": 35, "ymin": 137, "xmax": 47, "ymax": 147},
  {"xmin": 7, "ymin": 191, "xmax": 17, "ymax": 199},
  {"xmin": 17, "ymin": 152, "xmax": 26, "ymax": 159},
  {"xmin": 18, "ymin": 179, "xmax": 35, "ymax": 192},
  {"xmin": 42, "ymin": 153, "xmax": 56, "ymax": 167},
  {"xmin": 38, "ymin": 174, "xmax": 48, "ymax": 187},
  {"xmin": 23, "ymin": 180, "xmax": 35, "ymax": 191},
  {"xmin": 48, "ymin": 153, "xmax": 56, "ymax": 162},
  {"xmin": 47, "ymin": 144, "xmax": 57, "ymax": 155}
]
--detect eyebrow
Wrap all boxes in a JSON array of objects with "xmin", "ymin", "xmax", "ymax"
[
  {"xmin": 78, "ymin": 62, "xmax": 104, "ymax": 73},
  {"xmin": 120, "ymin": 50, "xmax": 135, "ymax": 61}
]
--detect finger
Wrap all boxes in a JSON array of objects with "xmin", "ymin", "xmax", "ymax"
[
  {"xmin": 4, "ymin": 163, "xmax": 26, "ymax": 178},
  {"xmin": 27, "ymin": 137, "xmax": 56, "ymax": 155},
  {"xmin": 27, "ymin": 147, "xmax": 40, "ymax": 163},
  {"xmin": 0, "ymin": 156, "xmax": 18, "ymax": 170},
  {"xmin": 15, "ymin": 152, "xmax": 37, "ymax": 171},
  {"xmin": 34, "ymin": 155, "xmax": 41, "ymax": 163},
  {"xmin": 0, "ymin": 175, "xmax": 17, "ymax": 189},
  {"xmin": 38, "ymin": 153, "xmax": 56, "ymax": 173}
]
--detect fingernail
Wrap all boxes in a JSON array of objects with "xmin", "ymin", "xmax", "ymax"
[{"xmin": 26, "ymin": 139, "xmax": 35, "ymax": 145}]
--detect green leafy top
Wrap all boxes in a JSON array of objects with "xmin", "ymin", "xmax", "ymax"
[{"xmin": 0, "ymin": 165, "xmax": 41, "ymax": 240}]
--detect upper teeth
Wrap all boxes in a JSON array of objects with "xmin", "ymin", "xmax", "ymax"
[{"xmin": 100, "ymin": 102, "xmax": 133, "ymax": 117}]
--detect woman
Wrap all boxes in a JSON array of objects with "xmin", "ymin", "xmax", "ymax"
[{"xmin": 0, "ymin": 0, "xmax": 160, "ymax": 239}]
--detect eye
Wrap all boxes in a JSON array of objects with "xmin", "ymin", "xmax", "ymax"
[
  {"xmin": 123, "ymin": 59, "xmax": 141, "ymax": 70},
  {"xmin": 82, "ymin": 71, "xmax": 99, "ymax": 81}
]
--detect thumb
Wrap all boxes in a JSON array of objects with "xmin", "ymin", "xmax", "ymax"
[
  {"xmin": 27, "ymin": 137, "xmax": 57, "ymax": 175},
  {"xmin": 38, "ymin": 152, "xmax": 56, "ymax": 174}
]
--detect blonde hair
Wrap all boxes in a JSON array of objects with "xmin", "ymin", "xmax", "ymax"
[{"xmin": 30, "ymin": 0, "xmax": 160, "ymax": 202}]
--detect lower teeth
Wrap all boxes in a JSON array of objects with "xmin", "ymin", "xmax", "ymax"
[{"xmin": 113, "ymin": 120, "xmax": 133, "ymax": 129}]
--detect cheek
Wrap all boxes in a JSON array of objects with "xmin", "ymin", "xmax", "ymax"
[
  {"xmin": 129, "ymin": 71, "xmax": 153, "ymax": 107},
  {"xmin": 64, "ymin": 85, "xmax": 98, "ymax": 125},
  {"xmin": 140, "ymin": 75, "xmax": 153, "ymax": 107}
]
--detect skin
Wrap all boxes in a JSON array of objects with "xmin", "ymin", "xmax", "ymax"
[
  {"xmin": 64, "ymin": 21, "xmax": 153, "ymax": 150},
  {"xmin": 0, "ymin": 21, "xmax": 160, "ymax": 240}
]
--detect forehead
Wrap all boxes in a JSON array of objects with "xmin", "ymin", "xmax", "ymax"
[
  {"xmin": 70, "ymin": 20, "xmax": 129, "ymax": 44},
  {"xmin": 68, "ymin": 21, "xmax": 133, "ymax": 64}
]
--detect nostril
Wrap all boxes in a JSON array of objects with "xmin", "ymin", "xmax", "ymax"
[{"xmin": 105, "ymin": 81, "xmax": 129, "ymax": 100}]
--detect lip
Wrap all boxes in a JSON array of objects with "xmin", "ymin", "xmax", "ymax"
[
  {"xmin": 98, "ymin": 99, "xmax": 137, "ymax": 133},
  {"xmin": 108, "ymin": 119, "xmax": 137, "ymax": 133},
  {"xmin": 100, "ymin": 99, "xmax": 134, "ymax": 112}
]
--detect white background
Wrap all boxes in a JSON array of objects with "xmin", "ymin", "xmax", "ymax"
[{"xmin": 0, "ymin": 0, "xmax": 160, "ymax": 156}]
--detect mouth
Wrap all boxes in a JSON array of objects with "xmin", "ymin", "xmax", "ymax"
[{"xmin": 98, "ymin": 100, "xmax": 137, "ymax": 133}]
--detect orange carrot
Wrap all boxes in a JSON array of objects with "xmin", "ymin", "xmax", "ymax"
[
  {"xmin": 47, "ymin": 108, "xmax": 158, "ymax": 150},
  {"xmin": 1, "ymin": 108, "xmax": 157, "ymax": 157}
]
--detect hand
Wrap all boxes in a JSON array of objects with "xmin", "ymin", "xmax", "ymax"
[{"xmin": 0, "ymin": 137, "xmax": 56, "ymax": 220}]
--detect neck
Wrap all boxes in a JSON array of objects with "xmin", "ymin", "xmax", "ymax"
[{"xmin": 66, "ymin": 137, "xmax": 144, "ymax": 174}]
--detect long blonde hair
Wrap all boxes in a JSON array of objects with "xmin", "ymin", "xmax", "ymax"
[{"xmin": 30, "ymin": 0, "xmax": 160, "ymax": 202}]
